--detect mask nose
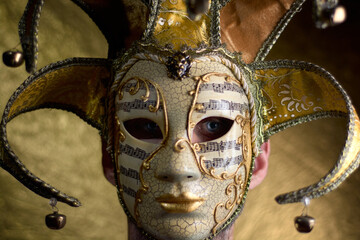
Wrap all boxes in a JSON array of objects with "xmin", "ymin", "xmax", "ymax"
[{"xmin": 155, "ymin": 138, "xmax": 201, "ymax": 182}]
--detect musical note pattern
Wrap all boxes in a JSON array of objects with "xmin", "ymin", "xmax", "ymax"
[
  {"xmin": 203, "ymin": 155, "xmax": 243, "ymax": 169},
  {"xmin": 120, "ymin": 165, "xmax": 140, "ymax": 183},
  {"xmin": 118, "ymin": 143, "xmax": 150, "ymax": 161},
  {"xmin": 122, "ymin": 184, "xmax": 137, "ymax": 198},
  {"xmin": 197, "ymin": 140, "xmax": 241, "ymax": 154},
  {"xmin": 196, "ymin": 99, "xmax": 248, "ymax": 114},
  {"xmin": 117, "ymin": 99, "xmax": 163, "ymax": 113},
  {"xmin": 199, "ymin": 82, "xmax": 243, "ymax": 94}
]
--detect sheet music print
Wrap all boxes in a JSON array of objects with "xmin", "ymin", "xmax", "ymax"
[
  {"xmin": 122, "ymin": 184, "xmax": 137, "ymax": 198},
  {"xmin": 196, "ymin": 99, "xmax": 248, "ymax": 114},
  {"xmin": 197, "ymin": 140, "xmax": 241, "ymax": 153},
  {"xmin": 120, "ymin": 165, "xmax": 140, "ymax": 183},
  {"xmin": 119, "ymin": 143, "xmax": 150, "ymax": 161},
  {"xmin": 117, "ymin": 99, "xmax": 163, "ymax": 112},
  {"xmin": 203, "ymin": 155, "xmax": 243, "ymax": 169},
  {"xmin": 199, "ymin": 82, "xmax": 243, "ymax": 94}
]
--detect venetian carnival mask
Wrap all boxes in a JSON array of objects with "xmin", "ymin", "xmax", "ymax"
[
  {"xmin": 0, "ymin": 0, "xmax": 358, "ymax": 240},
  {"xmin": 113, "ymin": 59, "xmax": 253, "ymax": 239}
]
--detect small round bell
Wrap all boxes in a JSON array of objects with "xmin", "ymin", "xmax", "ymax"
[
  {"xmin": 2, "ymin": 50, "xmax": 24, "ymax": 67},
  {"xmin": 45, "ymin": 211, "xmax": 67, "ymax": 230},
  {"xmin": 294, "ymin": 215, "xmax": 315, "ymax": 233},
  {"xmin": 313, "ymin": 0, "xmax": 347, "ymax": 29}
]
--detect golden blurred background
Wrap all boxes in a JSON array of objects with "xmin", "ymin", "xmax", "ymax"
[{"xmin": 0, "ymin": 1, "xmax": 359, "ymax": 239}]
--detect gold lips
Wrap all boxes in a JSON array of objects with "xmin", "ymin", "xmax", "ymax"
[{"xmin": 156, "ymin": 192, "xmax": 205, "ymax": 213}]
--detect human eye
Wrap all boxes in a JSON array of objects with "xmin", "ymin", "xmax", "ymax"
[
  {"xmin": 192, "ymin": 117, "xmax": 234, "ymax": 143},
  {"xmin": 123, "ymin": 118, "xmax": 163, "ymax": 144}
]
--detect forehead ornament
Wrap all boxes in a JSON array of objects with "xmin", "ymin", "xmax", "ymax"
[{"xmin": 165, "ymin": 52, "xmax": 192, "ymax": 80}]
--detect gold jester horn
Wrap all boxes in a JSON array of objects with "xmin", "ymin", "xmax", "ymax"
[{"xmin": 251, "ymin": 61, "xmax": 360, "ymax": 204}]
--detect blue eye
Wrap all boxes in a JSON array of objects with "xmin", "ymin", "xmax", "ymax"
[
  {"xmin": 193, "ymin": 117, "xmax": 234, "ymax": 143},
  {"xmin": 206, "ymin": 121, "xmax": 220, "ymax": 132}
]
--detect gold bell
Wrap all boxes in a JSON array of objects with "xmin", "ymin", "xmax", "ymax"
[
  {"xmin": 2, "ymin": 50, "xmax": 24, "ymax": 67},
  {"xmin": 294, "ymin": 215, "xmax": 315, "ymax": 233},
  {"xmin": 45, "ymin": 198, "xmax": 66, "ymax": 230},
  {"xmin": 45, "ymin": 211, "xmax": 67, "ymax": 230}
]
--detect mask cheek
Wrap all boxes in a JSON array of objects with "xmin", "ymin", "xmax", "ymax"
[
  {"xmin": 190, "ymin": 116, "xmax": 252, "ymax": 233},
  {"xmin": 195, "ymin": 121, "xmax": 246, "ymax": 177},
  {"xmin": 115, "ymin": 131, "xmax": 160, "ymax": 219},
  {"xmin": 209, "ymin": 170, "xmax": 247, "ymax": 228}
]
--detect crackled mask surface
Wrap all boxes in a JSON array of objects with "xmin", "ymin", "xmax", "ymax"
[{"xmin": 113, "ymin": 59, "xmax": 252, "ymax": 239}]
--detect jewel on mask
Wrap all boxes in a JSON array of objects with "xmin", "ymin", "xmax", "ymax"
[
  {"xmin": 313, "ymin": 0, "xmax": 347, "ymax": 29},
  {"xmin": 166, "ymin": 52, "xmax": 192, "ymax": 80},
  {"xmin": 2, "ymin": 49, "xmax": 24, "ymax": 67},
  {"xmin": 45, "ymin": 198, "xmax": 67, "ymax": 230},
  {"xmin": 294, "ymin": 197, "xmax": 315, "ymax": 233}
]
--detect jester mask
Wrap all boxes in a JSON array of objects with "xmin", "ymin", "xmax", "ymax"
[{"xmin": 0, "ymin": 0, "xmax": 359, "ymax": 240}]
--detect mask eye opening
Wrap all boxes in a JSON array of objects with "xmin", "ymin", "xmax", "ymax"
[
  {"xmin": 123, "ymin": 118, "xmax": 163, "ymax": 144},
  {"xmin": 192, "ymin": 117, "xmax": 234, "ymax": 143}
]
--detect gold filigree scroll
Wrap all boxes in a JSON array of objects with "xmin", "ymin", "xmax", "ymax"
[
  {"xmin": 115, "ymin": 77, "xmax": 169, "ymax": 225},
  {"xmin": 236, "ymin": 111, "xmax": 251, "ymax": 162},
  {"xmin": 186, "ymin": 72, "xmax": 252, "ymax": 234},
  {"xmin": 213, "ymin": 163, "xmax": 247, "ymax": 234},
  {"xmin": 113, "ymin": 116, "xmax": 126, "ymax": 200},
  {"xmin": 212, "ymin": 112, "xmax": 251, "ymax": 233},
  {"xmin": 172, "ymin": 134, "xmax": 251, "ymax": 231},
  {"xmin": 174, "ymin": 138, "xmax": 187, "ymax": 152},
  {"xmin": 188, "ymin": 72, "xmax": 250, "ymax": 180},
  {"xmin": 117, "ymin": 76, "xmax": 161, "ymax": 112},
  {"xmin": 115, "ymin": 117, "xmax": 126, "ymax": 143}
]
